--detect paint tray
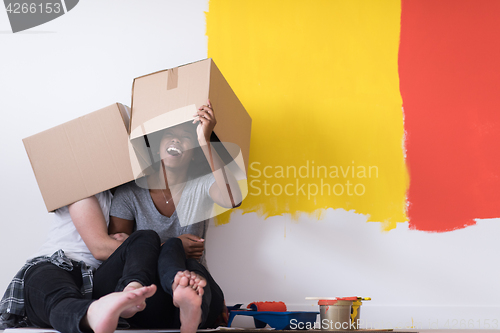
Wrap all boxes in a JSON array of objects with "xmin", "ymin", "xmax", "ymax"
[{"xmin": 227, "ymin": 310, "xmax": 319, "ymax": 330}]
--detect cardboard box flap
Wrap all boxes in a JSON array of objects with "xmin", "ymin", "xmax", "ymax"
[
  {"xmin": 117, "ymin": 103, "xmax": 131, "ymax": 132},
  {"xmin": 208, "ymin": 60, "xmax": 252, "ymax": 173},
  {"xmin": 130, "ymin": 59, "xmax": 211, "ymax": 137}
]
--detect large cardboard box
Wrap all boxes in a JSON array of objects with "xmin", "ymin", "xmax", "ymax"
[
  {"xmin": 23, "ymin": 103, "xmax": 134, "ymax": 212},
  {"xmin": 129, "ymin": 58, "xmax": 252, "ymax": 178}
]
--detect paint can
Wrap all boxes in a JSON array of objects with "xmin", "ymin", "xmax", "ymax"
[{"xmin": 318, "ymin": 297, "xmax": 357, "ymax": 330}]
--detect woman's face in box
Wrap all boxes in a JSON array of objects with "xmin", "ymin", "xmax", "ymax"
[{"xmin": 159, "ymin": 122, "xmax": 197, "ymax": 170}]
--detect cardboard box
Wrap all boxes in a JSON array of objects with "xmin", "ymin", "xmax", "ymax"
[
  {"xmin": 23, "ymin": 103, "xmax": 134, "ymax": 212},
  {"xmin": 129, "ymin": 58, "xmax": 252, "ymax": 178}
]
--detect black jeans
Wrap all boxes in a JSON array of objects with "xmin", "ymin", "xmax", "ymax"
[
  {"xmin": 24, "ymin": 261, "xmax": 91, "ymax": 333},
  {"xmin": 118, "ymin": 237, "xmax": 225, "ymax": 329},
  {"xmin": 92, "ymin": 230, "xmax": 160, "ymax": 296},
  {"xmin": 24, "ymin": 230, "xmax": 160, "ymax": 333}
]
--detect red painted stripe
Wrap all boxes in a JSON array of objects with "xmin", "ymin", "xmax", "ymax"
[{"xmin": 399, "ymin": 0, "xmax": 500, "ymax": 231}]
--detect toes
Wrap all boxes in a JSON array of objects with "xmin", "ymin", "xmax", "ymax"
[
  {"xmin": 179, "ymin": 276, "xmax": 190, "ymax": 287},
  {"xmin": 197, "ymin": 285, "xmax": 205, "ymax": 297},
  {"xmin": 173, "ymin": 272, "xmax": 184, "ymax": 291},
  {"xmin": 128, "ymin": 291, "xmax": 141, "ymax": 299},
  {"xmin": 136, "ymin": 301, "xmax": 147, "ymax": 312},
  {"xmin": 191, "ymin": 273, "xmax": 206, "ymax": 288},
  {"xmin": 144, "ymin": 285, "xmax": 157, "ymax": 298},
  {"xmin": 176, "ymin": 271, "xmax": 206, "ymax": 293},
  {"xmin": 196, "ymin": 276, "xmax": 207, "ymax": 288},
  {"xmin": 130, "ymin": 285, "xmax": 156, "ymax": 298}
]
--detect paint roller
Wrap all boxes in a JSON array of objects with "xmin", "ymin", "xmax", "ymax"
[{"xmin": 247, "ymin": 301, "xmax": 287, "ymax": 312}]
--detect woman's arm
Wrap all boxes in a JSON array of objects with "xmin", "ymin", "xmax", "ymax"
[
  {"xmin": 109, "ymin": 215, "xmax": 135, "ymax": 235},
  {"xmin": 68, "ymin": 196, "xmax": 124, "ymax": 261},
  {"xmin": 194, "ymin": 100, "xmax": 243, "ymax": 208}
]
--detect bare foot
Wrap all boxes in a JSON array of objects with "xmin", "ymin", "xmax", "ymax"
[
  {"xmin": 173, "ymin": 270, "xmax": 206, "ymax": 295},
  {"xmin": 173, "ymin": 275, "xmax": 203, "ymax": 333},
  {"xmin": 121, "ymin": 281, "xmax": 150, "ymax": 318},
  {"xmin": 82, "ymin": 285, "xmax": 156, "ymax": 333}
]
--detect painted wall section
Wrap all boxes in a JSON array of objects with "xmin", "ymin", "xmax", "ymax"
[
  {"xmin": 207, "ymin": 0, "xmax": 408, "ymax": 230},
  {"xmin": 399, "ymin": 0, "xmax": 500, "ymax": 232}
]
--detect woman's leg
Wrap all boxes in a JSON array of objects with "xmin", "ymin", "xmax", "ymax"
[
  {"xmin": 24, "ymin": 262, "xmax": 92, "ymax": 333},
  {"xmin": 93, "ymin": 230, "xmax": 177, "ymax": 329},
  {"xmin": 93, "ymin": 230, "xmax": 161, "ymax": 298},
  {"xmin": 158, "ymin": 237, "xmax": 225, "ymax": 328},
  {"xmin": 125, "ymin": 281, "xmax": 178, "ymax": 328},
  {"xmin": 157, "ymin": 237, "xmax": 190, "ymax": 295},
  {"xmin": 185, "ymin": 258, "xmax": 225, "ymax": 328}
]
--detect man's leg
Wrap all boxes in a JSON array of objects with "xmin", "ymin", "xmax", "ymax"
[
  {"xmin": 24, "ymin": 261, "xmax": 157, "ymax": 333},
  {"xmin": 24, "ymin": 262, "xmax": 91, "ymax": 333},
  {"xmin": 93, "ymin": 230, "xmax": 161, "ymax": 298}
]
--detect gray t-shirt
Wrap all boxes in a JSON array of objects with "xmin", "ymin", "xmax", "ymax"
[{"xmin": 110, "ymin": 174, "xmax": 215, "ymax": 266}]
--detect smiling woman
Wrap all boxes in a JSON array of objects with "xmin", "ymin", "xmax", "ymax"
[
  {"xmin": 159, "ymin": 124, "xmax": 197, "ymax": 167},
  {"xmin": 106, "ymin": 101, "xmax": 241, "ymax": 332},
  {"xmin": 144, "ymin": 121, "xmax": 213, "ymax": 224}
]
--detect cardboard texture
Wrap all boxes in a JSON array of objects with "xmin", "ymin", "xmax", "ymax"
[
  {"xmin": 130, "ymin": 58, "xmax": 252, "ymax": 178},
  {"xmin": 23, "ymin": 103, "xmax": 134, "ymax": 212}
]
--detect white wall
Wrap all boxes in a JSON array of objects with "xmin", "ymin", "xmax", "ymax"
[
  {"xmin": 1, "ymin": 1, "xmax": 499, "ymax": 330},
  {"xmin": 206, "ymin": 213, "xmax": 500, "ymax": 329}
]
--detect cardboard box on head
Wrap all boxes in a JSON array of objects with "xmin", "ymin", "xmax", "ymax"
[
  {"xmin": 23, "ymin": 103, "xmax": 134, "ymax": 212},
  {"xmin": 129, "ymin": 58, "xmax": 252, "ymax": 180},
  {"xmin": 129, "ymin": 58, "xmax": 252, "ymax": 226}
]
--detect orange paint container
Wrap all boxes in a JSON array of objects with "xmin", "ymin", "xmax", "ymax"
[{"xmin": 318, "ymin": 297, "xmax": 357, "ymax": 330}]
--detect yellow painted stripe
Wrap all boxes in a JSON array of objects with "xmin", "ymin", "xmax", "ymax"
[{"xmin": 207, "ymin": 0, "xmax": 408, "ymax": 230}]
